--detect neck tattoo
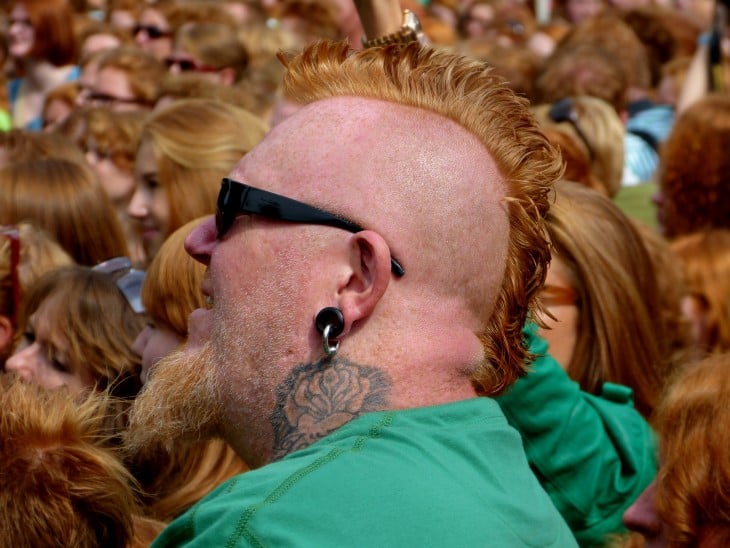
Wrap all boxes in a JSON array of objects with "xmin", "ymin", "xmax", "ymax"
[{"xmin": 269, "ymin": 358, "xmax": 391, "ymax": 461}]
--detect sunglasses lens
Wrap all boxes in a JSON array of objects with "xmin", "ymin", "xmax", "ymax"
[
  {"xmin": 215, "ymin": 209, "xmax": 225, "ymax": 238},
  {"xmin": 165, "ymin": 58, "xmax": 198, "ymax": 71},
  {"xmin": 216, "ymin": 180, "xmax": 230, "ymax": 238},
  {"xmin": 134, "ymin": 25, "xmax": 166, "ymax": 39}
]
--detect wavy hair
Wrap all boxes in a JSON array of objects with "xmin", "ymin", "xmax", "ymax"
[
  {"xmin": 670, "ymin": 230, "xmax": 730, "ymax": 354},
  {"xmin": 83, "ymin": 108, "xmax": 147, "ymax": 174},
  {"xmin": 0, "ymin": 157, "xmax": 129, "ymax": 265},
  {"xmin": 546, "ymin": 181, "xmax": 666, "ymax": 417},
  {"xmin": 0, "ymin": 375, "xmax": 137, "ymax": 548},
  {"xmin": 140, "ymin": 98, "xmax": 269, "ymax": 237},
  {"xmin": 658, "ymin": 94, "xmax": 730, "ymax": 239},
  {"xmin": 279, "ymin": 41, "xmax": 563, "ymax": 394},
  {"xmin": 97, "ymin": 45, "xmax": 166, "ymax": 106},
  {"xmin": 533, "ymin": 95, "xmax": 625, "ymax": 197},
  {"xmin": 17, "ymin": 265, "xmax": 145, "ymax": 436},
  {"xmin": 655, "ymin": 353, "xmax": 730, "ymax": 546}
]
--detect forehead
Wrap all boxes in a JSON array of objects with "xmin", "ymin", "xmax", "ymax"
[
  {"xmin": 11, "ymin": 4, "xmax": 28, "ymax": 17},
  {"xmin": 96, "ymin": 66, "xmax": 130, "ymax": 90},
  {"xmin": 139, "ymin": 7, "xmax": 168, "ymax": 27},
  {"xmin": 134, "ymin": 138, "xmax": 156, "ymax": 171},
  {"xmin": 84, "ymin": 33, "xmax": 121, "ymax": 53}
]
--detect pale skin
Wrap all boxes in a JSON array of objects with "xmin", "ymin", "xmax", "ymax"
[
  {"xmin": 536, "ymin": 255, "xmax": 579, "ymax": 370},
  {"xmin": 5, "ymin": 301, "xmax": 88, "ymax": 395},
  {"xmin": 132, "ymin": 322, "xmax": 183, "ymax": 385},
  {"xmin": 128, "ymin": 138, "xmax": 170, "ymax": 260},
  {"xmin": 184, "ymin": 96, "xmax": 510, "ymax": 467}
]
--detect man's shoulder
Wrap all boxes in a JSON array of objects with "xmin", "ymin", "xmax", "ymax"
[{"xmin": 153, "ymin": 399, "xmax": 577, "ymax": 547}]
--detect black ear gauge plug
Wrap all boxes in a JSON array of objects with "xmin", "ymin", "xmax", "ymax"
[{"xmin": 315, "ymin": 307, "xmax": 344, "ymax": 356}]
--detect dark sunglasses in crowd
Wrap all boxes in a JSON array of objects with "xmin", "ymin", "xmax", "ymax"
[
  {"xmin": 216, "ymin": 178, "xmax": 406, "ymax": 277},
  {"xmin": 133, "ymin": 24, "xmax": 172, "ymax": 40},
  {"xmin": 1, "ymin": 226, "xmax": 20, "ymax": 326},
  {"xmin": 85, "ymin": 90, "xmax": 150, "ymax": 108},
  {"xmin": 548, "ymin": 97, "xmax": 595, "ymax": 161},
  {"xmin": 8, "ymin": 17, "xmax": 32, "ymax": 28},
  {"xmin": 93, "ymin": 257, "xmax": 146, "ymax": 313},
  {"xmin": 164, "ymin": 57, "xmax": 218, "ymax": 73}
]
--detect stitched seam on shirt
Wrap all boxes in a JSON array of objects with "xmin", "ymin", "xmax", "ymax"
[
  {"xmin": 226, "ymin": 412, "xmax": 394, "ymax": 547},
  {"xmin": 182, "ymin": 475, "xmax": 241, "ymax": 541}
]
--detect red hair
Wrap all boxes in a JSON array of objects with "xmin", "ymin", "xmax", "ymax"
[
  {"xmin": 655, "ymin": 353, "xmax": 730, "ymax": 546},
  {"xmin": 0, "ymin": 376, "xmax": 138, "ymax": 548},
  {"xmin": 16, "ymin": 0, "xmax": 78, "ymax": 66}
]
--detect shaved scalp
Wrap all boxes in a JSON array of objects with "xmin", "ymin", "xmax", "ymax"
[{"xmin": 275, "ymin": 42, "xmax": 563, "ymax": 394}]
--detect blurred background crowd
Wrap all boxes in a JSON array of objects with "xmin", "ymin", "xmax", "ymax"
[{"xmin": 0, "ymin": 0, "xmax": 728, "ymax": 546}]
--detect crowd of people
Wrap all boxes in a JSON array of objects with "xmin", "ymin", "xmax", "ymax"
[{"xmin": 0, "ymin": 0, "xmax": 729, "ymax": 546}]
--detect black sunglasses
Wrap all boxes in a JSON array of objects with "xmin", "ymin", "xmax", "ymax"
[
  {"xmin": 87, "ymin": 91, "xmax": 149, "ymax": 107},
  {"xmin": 548, "ymin": 97, "xmax": 595, "ymax": 161},
  {"xmin": 216, "ymin": 178, "xmax": 405, "ymax": 277},
  {"xmin": 133, "ymin": 24, "xmax": 171, "ymax": 39},
  {"xmin": 164, "ymin": 57, "xmax": 217, "ymax": 73}
]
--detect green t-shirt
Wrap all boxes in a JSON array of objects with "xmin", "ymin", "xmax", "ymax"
[
  {"xmin": 497, "ymin": 323, "xmax": 658, "ymax": 547},
  {"xmin": 154, "ymin": 398, "xmax": 577, "ymax": 547}
]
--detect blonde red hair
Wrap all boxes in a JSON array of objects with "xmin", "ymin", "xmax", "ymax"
[
  {"xmin": 545, "ymin": 181, "xmax": 666, "ymax": 418},
  {"xmin": 140, "ymin": 98, "xmax": 268, "ymax": 238},
  {"xmin": 13, "ymin": 0, "xmax": 78, "ymax": 66},
  {"xmin": 0, "ymin": 157, "xmax": 130, "ymax": 265},
  {"xmin": 670, "ymin": 230, "xmax": 730, "ymax": 354},
  {"xmin": 658, "ymin": 94, "xmax": 730, "ymax": 239},
  {"xmin": 0, "ymin": 375, "xmax": 137, "ymax": 548},
  {"xmin": 655, "ymin": 353, "xmax": 730, "ymax": 546}
]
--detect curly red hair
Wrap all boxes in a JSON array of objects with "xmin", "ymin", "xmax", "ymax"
[
  {"xmin": 659, "ymin": 94, "xmax": 730, "ymax": 239},
  {"xmin": 655, "ymin": 353, "xmax": 730, "ymax": 546}
]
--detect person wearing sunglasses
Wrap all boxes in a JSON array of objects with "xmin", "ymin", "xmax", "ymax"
[
  {"xmin": 133, "ymin": 3, "xmax": 174, "ymax": 61},
  {"xmin": 81, "ymin": 45, "xmax": 165, "ymax": 113},
  {"xmin": 532, "ymin": 95, "xmax": 626, "ymax": 198},
  {"xmin": 164, "ymin": 23, "xmax": 249, "ymax": 87},
  {"xmin": 127, "ymin": 36, "xmax": 576, "ymax": 546}
]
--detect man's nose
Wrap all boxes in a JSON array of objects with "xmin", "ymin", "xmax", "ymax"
[{"xmin": 185, "ymin": 215, "xmax": 217, "ymax": 266}]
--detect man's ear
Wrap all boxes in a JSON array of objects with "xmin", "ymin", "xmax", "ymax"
[
  {"xmin": 335, "ymin": 230, "xmax": 392, "ymax": 333},
  {"xmin": 0, "ymin": 315, "xmax": 14, "ymax": 355}
]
